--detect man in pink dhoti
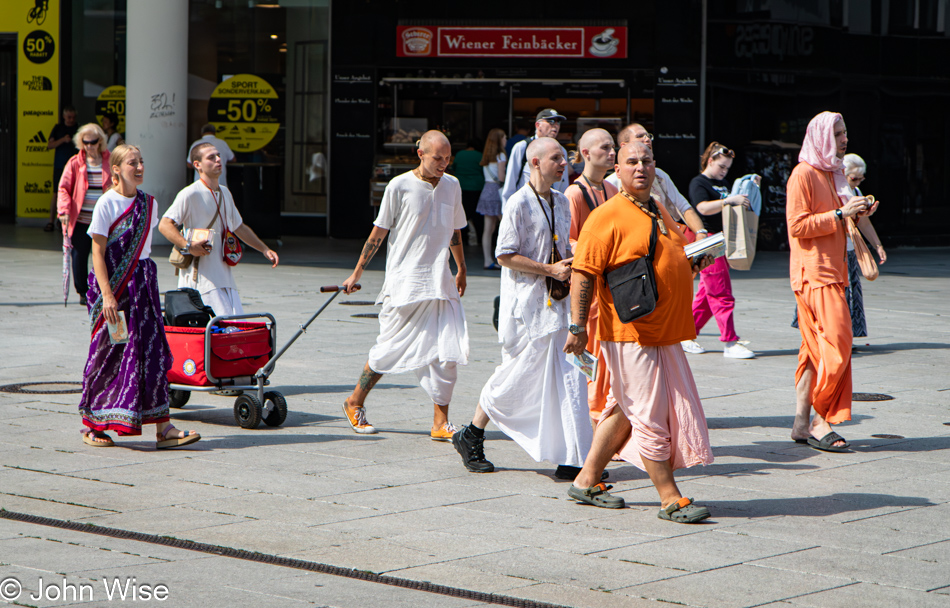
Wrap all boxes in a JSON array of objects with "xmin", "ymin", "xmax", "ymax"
[
  {"xmin": 786, "ymin": 112, "xmax": 878, "ymax": 452},
  {"xmin": 566, "ymin": 142, "xmax": 715, "ymax": 524}
]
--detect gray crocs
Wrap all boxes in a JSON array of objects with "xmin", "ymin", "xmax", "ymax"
[
  {"xmin": 658, "ymin": 497, "xmax": 710, "ymax": 523},
  {"xmin": 568, "ymin": 483, "xmax": 625, "ymax": 509}
]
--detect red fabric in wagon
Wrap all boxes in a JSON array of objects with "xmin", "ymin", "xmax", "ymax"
[{"xmin": 165, "ymin": 321, "xmax": 271, "ymax": 386}]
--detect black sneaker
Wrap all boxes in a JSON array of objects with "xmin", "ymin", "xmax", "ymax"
[
  {"xmin": 554, "ymin": 465, "xmax": 609, "ymax": 481},
  {"xmin": 452, "ymin": 425, "xmax": 494, "ymax": 473}
]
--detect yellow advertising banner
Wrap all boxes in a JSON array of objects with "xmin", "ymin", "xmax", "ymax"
[
  {"xmin": 1, "ymin": 0, "xmax": 60, "ymax": 219},
  {"xmin": 207, "ymin": 74, "xmax": 280, "ymax": 153}
]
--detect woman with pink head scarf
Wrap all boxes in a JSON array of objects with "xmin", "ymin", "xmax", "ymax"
[{"xmin": 785, "ymin": 111, "xmax": 875, "ymax": 453}]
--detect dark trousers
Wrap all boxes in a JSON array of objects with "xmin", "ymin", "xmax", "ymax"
[
  {"xmin": 460, "ymin": 189, "xmax": 483, "ymax": 245},
  {"xmin": 71, "ymin": 223, "xmax": 93, "ymax": 297}
]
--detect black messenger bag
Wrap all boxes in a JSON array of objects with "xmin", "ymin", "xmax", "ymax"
[{"xmin": 604, "ymin": 218, "xmax": 659, "ymax": 323}]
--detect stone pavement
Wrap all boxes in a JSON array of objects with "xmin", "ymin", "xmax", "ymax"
[{"xmin": 1, "ymin": 224, "xmax": 949, "ymax": 607}]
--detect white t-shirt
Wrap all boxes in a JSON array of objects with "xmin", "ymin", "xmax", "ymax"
[
  {"xmin": 482, "ymin": 152, "xmax": 506, "ymax": 183},
  {"xmin": 105, "ymin": 132, "xmax": 122, "ymax": 152},
  {"xmin": 87, "ymin": 190, "xmax": 159, "ymax": 259},
  {"xmin": 373, "ymin": 171, "xmax": 467, "ymax": 307},
  {"xmin": 606, "ymin": 166, "xmax": 692, "ymax": 217},
  {"xmin": 163, "ymin": 180, "xmax": 244, "ymax": 293},
  {"xmin": 501, "ymin": 138, "xmax": 570, "ymax": 207},
  {"xmin": 187, "ymin": 135, "xmax": 236, "ymax": 188}
]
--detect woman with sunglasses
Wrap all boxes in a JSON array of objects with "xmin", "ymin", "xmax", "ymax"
[
  {"xmin": 57, "ymin": 123, "xmax": 112, "ymax": 306},
  {"xmin": 682, "ymin": 142, "xmax": 756, "ymax": 359}
]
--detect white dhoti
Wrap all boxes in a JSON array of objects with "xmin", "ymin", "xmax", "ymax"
[
  {"xmin": 479, "ymin": 324, "xmax": 592, "ymax": 467},
  {"xmin": 368, "ymin": 297, "xmax": 469, "ymax": 405},
  {"xmin": 198, "ymin": 287, "xmax": 243, "ymax": 317}
]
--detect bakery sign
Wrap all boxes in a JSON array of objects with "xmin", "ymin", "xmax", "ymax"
[{"xmin": 397, "ymin": 26, "xmax": 627, "ymax": 59}]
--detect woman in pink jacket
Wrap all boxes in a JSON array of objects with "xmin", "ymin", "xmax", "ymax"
[{"xmin": 57, "ymin": 123, "xmax": 111, "ymax": 306}]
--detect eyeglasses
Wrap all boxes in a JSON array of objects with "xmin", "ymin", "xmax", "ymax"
[
  {"xmin": 849, "ymin": 175, "xmax": 865, "ymax": 183},
  {"xmin": 711, "ymin": 146, "xmax": 735, "ymax": 159},
  {"xmin": 637, "ymin": 132, "xmax": 654, "ymax": 141},
  {"xmin": 540, "ymin": 118, "xmax": 560, "ymax": 125},
  {"xmin": 82, "ymin": 139, "xmax": 100, "ymax": 145}
]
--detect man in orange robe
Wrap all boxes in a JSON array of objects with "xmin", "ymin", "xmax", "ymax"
[{"xmin": 786, "ymin": 111, "xmax": 879, "ymax": 452}]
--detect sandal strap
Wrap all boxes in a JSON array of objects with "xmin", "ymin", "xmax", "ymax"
[{"xmin": 663, "ymin": 497, "xmax": 693, "ymax": 515}]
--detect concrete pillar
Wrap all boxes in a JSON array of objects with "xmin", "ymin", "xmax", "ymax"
[{"xmin": 125, "ymin": 0, "xmax": 188, "ymax": 228}]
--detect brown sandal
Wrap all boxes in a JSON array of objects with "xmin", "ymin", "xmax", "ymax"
[
  {"xmin": 156, "ymin": 426, "xmax": 200, "ymax": 449},
  {"xmin": 81, "ymin": 430, "xmax": 114, "ymax": 447}
]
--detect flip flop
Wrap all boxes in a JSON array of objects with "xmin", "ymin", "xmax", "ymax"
[
  {"xmin": 807, "ymin": 431, "xmax": 850, "ymax": 453},
  {"xmin": 81, "ymin": 430, "xmax": 114, "ymax": 447},
  {"xmin": 658, "ymin": 497, "xmax": 710, "ymax": 524},
  {"xmin": 156, "ymin": 426, "xmax": 200, "ymax": 449}
]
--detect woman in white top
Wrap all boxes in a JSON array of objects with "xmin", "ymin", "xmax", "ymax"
[
  {"xmin": 475, "ymin": 128, "xmax": 507, "ymax": 269},
  {"xmin": 101, "ymin": 112, "xmax": 124, "ymax": 152},
  {"xmin": 78, "ymin": 144, "xmax": 201, "ymax": 450}
]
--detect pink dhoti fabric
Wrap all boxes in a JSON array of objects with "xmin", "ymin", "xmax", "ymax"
[{"xmin": 600, "ymin": 341, "xmax": 714, "ymax": 471}]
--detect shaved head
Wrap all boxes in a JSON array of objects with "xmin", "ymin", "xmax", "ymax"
[
  {"xmin": 416, "ymin": 130, "xmax": 452, "ymax": 179},
  {"xmin": 616, "ymin": 141, "xmax": 655, "ymax": 195},
  {"xmin": 419, "ymin": 130, "xmax": 450, "ymax": 154},
  {"xmin": 525, "ymin": 137, "xmax": 566, "ymax": 188},
  {"xmin": 578, "ymin": 128, "xmax": 612, "ymax": 152},
  {"xmin": 525, "ymin": 137, "xmax": 560, "ymax": 166}
]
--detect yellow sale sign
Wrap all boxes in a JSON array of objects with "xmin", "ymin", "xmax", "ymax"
[
  {"xmin": 207, "ymin": 74, "xmax": 280, "ymax": 153},
  {"xmin": 2, "ymin": 0, "xmax": 61, "ymax": 218}
]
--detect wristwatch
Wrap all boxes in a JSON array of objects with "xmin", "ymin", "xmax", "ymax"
[
  {"xmin": 568, "ymin": 323, "xmax": 585, "ymax": 335},
  {"xmin": 835, "ymin": 209, "xmax": 843, "ymax": 220},
  {"xmin": 179, "ymin": 246, "xmax": 190, "ymax": 254}
]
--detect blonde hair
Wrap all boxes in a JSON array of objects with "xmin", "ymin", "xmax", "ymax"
[
  {"xmin": 109, "ymin": 144, "xmax": 142, "ymax": 187},
  {"xmin": 73, "ymin": 123, "xmax": 109, "ymax": 155},
  {"xmin": 480, "ymin": 128, "xmax": 506, "ymax": 166}
]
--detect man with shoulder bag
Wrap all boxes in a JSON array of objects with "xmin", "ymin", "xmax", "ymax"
[
  {"xmin": 565, "ymin": 142, "xmax": 716, "ymax": 524},
  {"xmin": 159, "ymin": 143, "xmax": 278, "ymax": 316},
  {"xmin": 452, "ymin": 138, "xmax": 592, "ymax": 479}
]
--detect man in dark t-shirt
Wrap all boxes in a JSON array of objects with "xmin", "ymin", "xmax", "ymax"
[{"xmin": 46, "ymin": 106, "xmax": 78, "ymax": 231}]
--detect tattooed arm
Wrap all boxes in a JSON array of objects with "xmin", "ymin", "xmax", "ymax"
[
  {"xmin": 564, "ymin": 270, "xmax": 594, "ymax": 356},
  {"xmin": 342, "ymin": 225, "xmax": 390, "ymax": 294},
  {"xmin": 449, "ymin": 229, "xmax": 467, "ymax": 297}
]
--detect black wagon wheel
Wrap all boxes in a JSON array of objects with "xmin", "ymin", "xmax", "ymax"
[
  {"xmin": 262, "ymin": 391, "xmax": 288, "ymax": 427},
  {"xmin": 233, "ymin": 393, "xmax": 262, "ymax": 429},
  {"xmin": 169, "ymin": 390, "xmax": 191, "ymax": 409}
]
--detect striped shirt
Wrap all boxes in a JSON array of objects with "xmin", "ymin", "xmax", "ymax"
[{"xmin": 78, "ymin": 162, "xmax": 103, "ymax": 224}]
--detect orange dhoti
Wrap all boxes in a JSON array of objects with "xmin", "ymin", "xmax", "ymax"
[
  {"xmin": 585, "ymin": 297, "xmax": 611, "ymax": 421},
  {"xmin": 794, "ymin": 281, "xmax": 852, "ymax": 424}
]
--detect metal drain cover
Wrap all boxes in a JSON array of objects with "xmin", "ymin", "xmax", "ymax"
[
  {"xmin": 351, "ymin": 313, "xmax": 379, "ymax": 319},
  {"xmin": 852, "ymin": 393, "xmax": 894, "ymax": 401},
  {"xmin": 339, "ymin": 300, "xmax": 378, "ymax": 306},
  {"xmin": 871, "ymin": 434, "xmax": 905, "ymax": 439},
  {"xmin": 0, "ymin": 382, "xmax": 83, "ymax": 394}
]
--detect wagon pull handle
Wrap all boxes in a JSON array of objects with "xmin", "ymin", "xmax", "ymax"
[{"xmin": 320, "ymin": 284, "xmax": 360, "ymax": 293}]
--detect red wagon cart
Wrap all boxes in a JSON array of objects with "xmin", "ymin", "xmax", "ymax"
[{"xmin": 163, "ymin": 285, "xmax": 351, "ymax": 428}]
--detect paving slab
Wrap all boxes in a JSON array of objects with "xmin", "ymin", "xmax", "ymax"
[{"xmin": 2, "ymin": 231, "xmax": 949, "ymax": 608}]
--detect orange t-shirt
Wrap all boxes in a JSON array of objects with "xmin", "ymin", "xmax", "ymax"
[
  {"xmin": 565, "ymin": 179, "xmax": 619, "ymax": 246},
  {"xmin": 572, "ymin": 193, "xmax": 696, "ymax": 346}
]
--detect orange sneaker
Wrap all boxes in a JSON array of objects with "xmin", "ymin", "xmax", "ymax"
[
  {"xmin": 430, "ymin": 421, "xmax": 458, "ymax": 442},
  {"xmin": 342, "ymin": 402, "xmax": 377, "ymax": 434}
]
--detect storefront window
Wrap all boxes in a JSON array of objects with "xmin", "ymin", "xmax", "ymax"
[
  {"xmin": 69, "ymin": 0, "xmax": 127, "ymax": 130},
  {"xmin": 188, "ymin": 0, "xmax": 329, "ymax": 217}
]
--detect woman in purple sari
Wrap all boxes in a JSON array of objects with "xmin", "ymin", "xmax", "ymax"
[{"xmin": 79, "ymin": 144, "xmax": 201, "ymax": 449}]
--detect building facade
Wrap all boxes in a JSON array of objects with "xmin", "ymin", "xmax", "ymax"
[{"xmin": 2, "ymin": 0, "xmax": 947, "ymax": 246}]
